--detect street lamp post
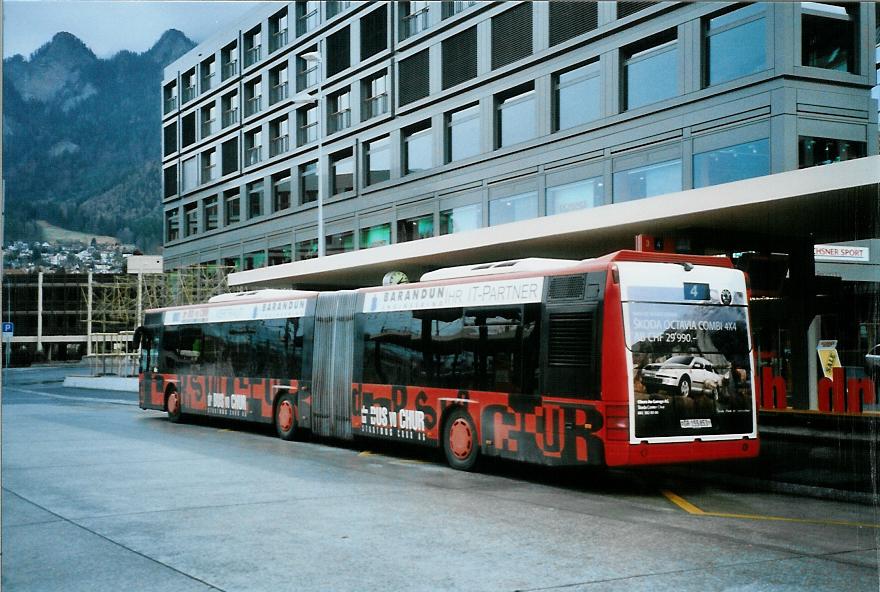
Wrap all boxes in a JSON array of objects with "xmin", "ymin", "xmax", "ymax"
[{"xmin": 292, "ymin": 51, "xmax": 325, "ymax": 258}]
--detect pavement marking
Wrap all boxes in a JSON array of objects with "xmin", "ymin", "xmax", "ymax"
[
  {"xmin": 661, "ymin": 489, "xmax": 879, "ymax": 529},
  {"xmin": 6, "ymin": 386, "xmax": 136, "ymax": 406}
]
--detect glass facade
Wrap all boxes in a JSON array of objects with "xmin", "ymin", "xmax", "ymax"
[
  {"xmin": 555, "ymin": 62, "xmax": 601, "ymax": 131},
  {"xmin": 613, "ymin": 159, "xmax": 682, "ymax": 202},
  {"xmin": 446, "ymin": 104, "xmax": 480, "ymax": 162},
  {"xmin": 798, "ymin": 136, "xmax": 867, "ymax": 168},
  {"xmin": 496, "ymin": 86, "xmax": 536, "ymax": 147},
  {"xmin": 705, "ymin": 4, "xmax": 766, "ymax": 86},
  {"xmin": 489, "ymin": 192, "xmax": 538, "ymax": 226},
  {"xmin": 300, "ymin": 161, "xmax": 318, "ymax": 204},
  {"xmin": 397, "ymin": 215, "xmax": 434, "ymax": 242},
  {"xmin": 801, "ymin": 2, "xmax": 858, "ymax": 73},
  {"xmin": 296, "ymin": 238, "xmax": 318, "ymax": 260},
  {"xmin": 331, "ymin": 151, "xmax": 355, "ymax": 194},
  {"xmin": 440, "ymin": 204, "xmax": 481, "ymax": 235},
  {"xmin": 625, "ymin": 37, "xmax": 678, "ymax": 109},
  {"xmin": 360, "ymin": 223, "xmax": 391, "ymax": 248},
  {"xmin": 365, "ymin": 136, "xmax": 391, "ymax": 185},
  {"xmin": 246, "ymin": 180, "xmax": 263, "ymax": 218},
  {"xmin": 326, "ymin": 230, "xmax": 355, "ymax": 255},
  {"xmin": 546, "ymin": 177, "xmax": 604, "ymax": 215},
  {"xmin": 404, "ymin": 124, "xmax": 432, "ymax": 174},
  {"xmin": 693, "ymin": 139, "xmax": 770, "ymax": 188}
]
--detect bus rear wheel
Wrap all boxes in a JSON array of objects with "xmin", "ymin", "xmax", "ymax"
[
  {"xmin": 274, "ymin": 393, "xmax": 297, "ymax": 441},
  {"xmin": 166, "ymin": 387, "xmax": 182, "ymax": 423},
  {"xmin": 443, "ymin": 408, "xmax": 479, "ymax": 471}
]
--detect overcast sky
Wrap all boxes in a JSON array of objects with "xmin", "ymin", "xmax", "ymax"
[{"xmin": 3, "ymin": 0, "xmax": 271, "ymax": 59}]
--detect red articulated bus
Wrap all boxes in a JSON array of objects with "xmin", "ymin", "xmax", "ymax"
[{"xmin": 136, "ymin": 251, "xmax": 758, "ymax": 470}]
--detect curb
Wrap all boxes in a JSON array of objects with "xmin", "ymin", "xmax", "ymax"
[{"xmin": 63, "ymin": 376, "xmax": 138, "ymax": 392}]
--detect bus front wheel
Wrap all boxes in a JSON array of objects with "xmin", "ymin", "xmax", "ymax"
[
  {"xmin": 443, "ymin": 408, "xmax": 479, "ymax": 471},
  {"xmin": 274, "ymin": 393, "xmax": 297, "ymax": 441}
]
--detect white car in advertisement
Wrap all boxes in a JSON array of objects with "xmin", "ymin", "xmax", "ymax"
[{"xmin": 640, "ymin": 355, "xmax": 724, "ymax": 398}]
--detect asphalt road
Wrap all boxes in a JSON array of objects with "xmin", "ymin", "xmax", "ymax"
[{"xmin": 2, "ymin": 365, "xmax": 878, "ymax": 592}]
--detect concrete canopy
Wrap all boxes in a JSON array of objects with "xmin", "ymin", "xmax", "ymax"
[{"xmin": 229, "ymin": 156, "xmax": 880, "ymax": 289}]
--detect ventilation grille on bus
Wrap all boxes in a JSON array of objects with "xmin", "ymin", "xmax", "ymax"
[
  {"xmin": 548, "ymin": 275, "xmax": 586, "ymax": 300},
  {"xmin": 548, "ymin": 312, "xmax": 593, "ymax": 367}
]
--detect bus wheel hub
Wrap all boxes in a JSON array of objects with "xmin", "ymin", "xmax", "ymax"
[
  {"xmin": 449, "ymin": 419, "xmax": 472, "ymax": 459},
  {"xmin": 278, "ymin": 401, "xmax": 293, "ymax": 431}
]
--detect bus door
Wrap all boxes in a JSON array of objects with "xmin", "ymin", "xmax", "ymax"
[
  {"xmin": 310, "ymin": 291, "xmax": 359, "ymax": 439},
  {"xmin": 135, "ymin": 323, "xmax": 163, "ymax": 408}
]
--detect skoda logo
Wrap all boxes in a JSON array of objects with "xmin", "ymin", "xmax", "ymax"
[{"xmin": 721, "ymin": 289, "xmax": 732, "ymax": 305}]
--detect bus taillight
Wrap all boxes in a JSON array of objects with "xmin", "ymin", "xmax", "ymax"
[{"xmin": 605, "ymin": 405, "xmax": 629, "ymax": 440}]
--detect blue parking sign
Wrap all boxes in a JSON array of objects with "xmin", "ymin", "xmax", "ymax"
[{"xmin": 2, "ymin": 322, "xmax": 13, "ymax": 335}]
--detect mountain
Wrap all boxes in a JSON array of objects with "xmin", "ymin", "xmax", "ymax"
[{"xmin": 2, "ymin": 29, "xmax": 195, "ymax": 252}]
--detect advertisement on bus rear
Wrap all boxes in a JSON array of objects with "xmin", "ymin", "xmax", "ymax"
[{"xmin": 624, "ymin": 301, "xmax": 755, "ymax": 440}]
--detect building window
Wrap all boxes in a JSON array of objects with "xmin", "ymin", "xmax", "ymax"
[
  {"xmin": 164, "ymin": 165, "xmax": 177, "ymax": 199},
  {"xmin": 546, "ymin": 177, "xmax": 604, "ymax": 215},
  {"xmin": 360, "ymin": 223, "xmax": 391, "ymax": 249},
  {"xmin": 798, "ymin": 136, "xmax": 866, "ymax": 168},
  {"xmin": 270, "ymin": 8, "xmax": 289, "ymax": 53},
  {"xmin": 801, "ymin": 2, "xmax": 859, "ymax": 73},
  {"xmin": 200, "ymin": 56, "xmax": 216, "ymax": 93},
  {"xmin": 244, "ymin": 26, "xmax": 262, "ymax": 68},
  {"xmin": 365, "ymin": 136, "xmax": 391, "ymax": 185},
  {"xmin": 222, "ymin": 138, "xmax": 238, "ymax": 176},
  {"xmin": 331, "ymin": 150, "xmax": 355, "ymax": 194},
  {"xmin": 204, "ymin": 196, "xmax": 218, "ymax": 231},
  {"xmin": 184, "ymin": 204, "xmax": 198, "ymax": 237},
  {"xmin": 270, "ymin": 116, "xmax": 290, "ymax": 157},
  {"xmin": 224, "ymin": 189, "xmax": 240, "ymax": 225},
  {"xmin": 269, "ymin": 245, "xmax": 292, "ymax": 266},
  {"xmin": 163, "ymin": 122, "xmax": 177, "ymax": 157},
  {"xmin": 401, "ymin": 1, "xmax": 430, "ymax": 40},
  {"xmin": 201, "ymin": 103, "xmax": 218, "ymax": 138},
  {"xmin": 326, "ymin": 230, "xmax": 354, "ymax": 255},
  {"xmin": 398, "ymin": 50, "xmax": 429, "ymax": 106},
  {"xmin": 445, "ymin": 104, "xmax": 480, "ymax": 162},
  {"xmin": 403, "ymin": 121, "xmax": 432, "ymax": 175},
  {"xmin": 554, "ymin": 61, "xmax": 600, "ymax": 131},
  {"xmin": 182, "ymin": 69, "xmax": 196, "ymax": 103},
  {"xmin": 300, "ymin": 161, "xmax": 318, "ymax": 204},
  {"xmin": 693, "ymin": 138, "xmax": 770, "ymax": 188},
  {"xmin": 221, "ymin": 42, "xmax": 238, "ymax": 80},
  {"xmin": 270, "ymin": 65, "xmax": 289, "ymax": 105},
  {"xmin": 705, "ymin": 4, "xmax": 766, "ymax": 86},
  {"xmin": 245, "ymin": 78, "xmax": 262, "ymax": 117},
  {"xmin": 163, "ymin": 81, "xmax": 177, "ymax": 114},
  {"xmin": 549, "ymin": 1, "xmax": 598, "ymax": 47},
  {"xmin": 223, "ymin": 256, "xmax": 241, "ymax": 271},
  {"xmin": 247, "ymin": 180, "xmax": 264, "ymax": 219},
  {"xmin": 327, "ymin": 1, "xmax": 351, "ymax": 20},
  {"xmin": 166, "ymin": 209, "xmax": 180, "ymax": 241},
  {"xmin": 328, "ymin": 88, "xmax": 352, "ymax": 134},
  {"xmin": 327, "ymin": 27, "xmax": 351, "ymax": 77},
  {"xmin": 272, "ymin": 173, "xmax": 292, "ymax": 212},
  {"xmin": 245, "ymin": 129, "xmax": 262, "ymax": 167},
  {"xmin": 296, "ymin": 46, "xmax": 319, "ymax": 91},
  {"xmin": 496, "ymin": 83, "xmax": 535, "ymax": 148},
  {"xmin": 613, "ymin": 159, "xmax": 682, "ymax": 202},
  {"xmin": 222, "ymin": 92, "xmax": 239, "ymax": 127},
  {"xmin": 182, "ymin": 156, "xmax": 198, "ymax": 193},
  {"xmin": 443, "ymin": 1, "xmax": 477, "ymax": 19},
  {"xmin": 296, "ymin": 1, "xmax": 320, "ymax": 36},
  {"xmin": 181, "ymin": 113, "xmax": 196, "ymax": 147},
  {"xmin": 296, "ymin": 238, "xmax": 318, "ymax": 260},
  {"xmin": 244, "ymin": 250, "xmax": 266, "ymax": 271},
  {"xmin": 397, "ymin": 214, "xmax": 434, "ymax": 242},
  {"xmin": 489, "ymin": 192, "xmax": 538, "ymax": 226},
  {"xmin": 439, "ymin": 203, "xmax": 481, "ymax": 234},
  {"xmin": 200, "ymin": 149, "xmax": 217, "ymax": 183},
  {"xmin": 491, "ymin": 3, "xmax": 533, "ymax": 69},
  {"xmin": 361, "ymin": 6, "xmax": 388, "ymax": 60},
  {"xmin": 442, "ymin": 26, "xmax": 477, "ymax": 90},
  {"xmin": 297, "ymin": 104, "xmax": 318, "ymax": 146},
  {"xmin": 362, "ymin": 71, "xmax": 389, "ymax": 121},
  {"xmin": 623, "ymin": 32, "xmax": 678, "ymax": 110}
]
